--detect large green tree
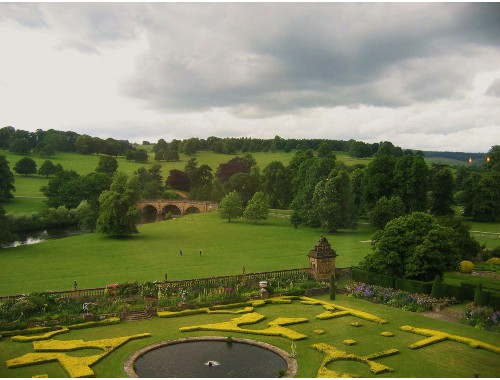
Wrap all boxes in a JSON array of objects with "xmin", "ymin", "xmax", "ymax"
[
  {"xmin": 243, "ymin": 191, "xmax": 270, "ymax": 224},
  {"xmin": 262, "ymin": 161, "xmax": 292, "ymax": 209},
  {"xmin": 38, "ymin": 160, "xmax": 57, "ymax": 177},
  {"xmin": 0, "ymin": 205, "xmax": 17, "ymax": 245},
  {"xmin": 369, "ymin": 195, "xmax": 406, "ymax": 229},
  {"xmin": 361, "ymin": 212, "xmax": 461, "ymax": 281},
  {"xmin": 460, "ymin": 171, "xmax": 500, "ymax": 221},
  {"xmin": 95, "ymin": 155, "xmax": 118, "ymax": 176},
  {"xmin": 14, "ymin": 157, "xmax": 37, "ymax": 176},
  {"xmin": 430, "ymin": 167, "xmax": 455, "ymax": 216},
  {"xmin": 361, "ymin": 155, "xmax": 397, "ymax": 212},
  {"xmin": 311, "ymin": 169, "xmax": 357, "ymax": 232},
  {"xmin": 0, "ymin": 155, "xmax": 15, "ymax": 201},
  {"xmin": 393, "ymin": 154, "xmax": 428, "ymax": 213},
  {"xmin": 291, "ymin": 155, "xmax": 336, "ymax": 226},
  {"xmin": 96, "ymin": 173, "xmax": 140, "ymax": 237},
  {"xmin": 223, "ymin": 172, "xmax": 261, "ymax": 206},
  {"xmin": 218, "ymin": 191, "xmax": 243, "ymax": 222}
]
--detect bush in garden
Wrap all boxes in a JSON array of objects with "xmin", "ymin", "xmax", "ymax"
[
  {"xmin": 430, "ymin": 275, "xmax": 443, "ymax": 299},
  {"xmin": 329, "ymin": 274, "xmax": 336, "ymax": 300},
  {"xmin": 474, "ymin": 283, "xmax": 488, "ymax": 307},
  {"xmin": 459, "ymin": 260, "xmax": 475, "ymax": 273},
  {"xmin": 486, "ymin": 257, "xmax": 500, "ymax": 265}
]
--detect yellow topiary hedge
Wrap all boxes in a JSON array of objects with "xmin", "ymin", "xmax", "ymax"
[
  {"xmin": 486, "ymin": 257, "xmax": 500, "ymax": 264},
  {"xmin": 7, "ymin": 333, "xmax": 151, "ymax": 377},
  {"xmin": 68, "ymin": 317, "xmax": 121, "ymax": 330},
  {"xmin": 311, "ymin": 342, "xmax": 399, "ymax": 377},
  {"xmin": 399, "ymin": 325, "xmax": 500, "ymax": 354},
  {"xmin": 459, "ymin": 260, "xmax": 475, "ymax": 273},
  {"xmin": 11, "ymin": 327, "xmax": 69, "ymax": 343},
  {"xmin": 304, "ymin": 297, "xmax": 388, "ymax": 324},
  {"xmin": 158, "ymin": 309, "xmax": 208, "ymax": 318},
  {"xmin": 343, "ymin": 339, "xmax": 357, "ymax": 346},
  {"xmin": 179, "ymin": 312, "xmax": 308, "ymax": 340},
  {"xmin": 207, "ymin": 306, "xmax": 254, "ymax": 314}
]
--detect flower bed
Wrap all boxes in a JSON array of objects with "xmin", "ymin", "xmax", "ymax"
[
  {"xmin": 346, "ymin": 282, "xmax": 454, "ymax": 312},
  {"xmin": 460, "ymin": 303, "xmax": 500, "ymax": 331}
]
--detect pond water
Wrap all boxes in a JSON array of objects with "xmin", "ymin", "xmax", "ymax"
[{"xmin": 133, "ymin": 340, "xmax": 288, "ymax": 378}]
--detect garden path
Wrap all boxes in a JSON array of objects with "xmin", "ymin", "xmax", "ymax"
[{"xmin": 420, "ymin": 308, "xmax": 462, "ymax": 324}]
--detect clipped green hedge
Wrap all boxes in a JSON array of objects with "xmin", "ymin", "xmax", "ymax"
[
  {"xmin": 394, "ymin": 277, "xmax": 433, "ymax": 294},
  {"xmin": 441, "ymin": 283, "xmax": 464, "ymax": 301},
  {"xmin": 486, "ymin": 292, "xmax": 500, "ymax": 310},
  {"xmin": 352, "ymin": 268, "xmax": 395, "ymax": 288}
]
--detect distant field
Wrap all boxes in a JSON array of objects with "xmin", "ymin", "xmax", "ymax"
[
  {"xmin": 0, "ymin": 212, "xmax": 376, "ymax": 295},
  {"xmin": 0, "ymin": 149, "xmax": 365, "ymax": 214}
]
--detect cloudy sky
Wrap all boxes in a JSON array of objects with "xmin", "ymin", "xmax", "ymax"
[{"xmin": 0, "ymin": 3, "xmax": 499, "ymax": 152}]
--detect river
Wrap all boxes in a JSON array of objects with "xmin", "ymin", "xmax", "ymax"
[{"xmin": 1, "ymin": 226, "xmax": 90, "ymax": 249}]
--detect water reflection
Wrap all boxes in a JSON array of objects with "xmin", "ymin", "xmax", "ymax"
[{"xmin": 1, "ymin": 227, "xmax": 89, "ymax": 249}]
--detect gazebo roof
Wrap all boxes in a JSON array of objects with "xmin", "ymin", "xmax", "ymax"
[{"xmin": 307, "ymin": 235, "xmax": 337, "ymax": 258}]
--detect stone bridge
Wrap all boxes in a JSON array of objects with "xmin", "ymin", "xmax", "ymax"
[{"xmin": 137, "ymin": 200, "xmax": 218, "ymax": 222}]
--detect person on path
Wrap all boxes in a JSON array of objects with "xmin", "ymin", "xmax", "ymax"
[
  {"xmin": 200, "ymin": 250, "xmax": 202, "ymax": 256},
  {"xmin": 179, "ymin": 249, "xmax": 182, "ymax": 256}
]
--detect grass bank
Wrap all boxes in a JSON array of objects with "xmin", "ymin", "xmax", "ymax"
[{"xmin": 0, "ymin": 212, "xmax": 376, "ymax": 295}]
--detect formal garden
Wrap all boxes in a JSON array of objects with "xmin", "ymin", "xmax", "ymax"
[{"xmin": 1, "ymin": 292, "xmax": 499, "ymax": 378}]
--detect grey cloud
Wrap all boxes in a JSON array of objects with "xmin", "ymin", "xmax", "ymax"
[
  {"xmin": 55, "ymin": 38, "xmax": 101, "ymax": 55},
  {"xmin": 120, "ymin": 3, "xmax": 499, "ymax": 116},
  {"xmin": 486, "ymin": 78, "xmax": 500, "ymax": 97},
  {"xmin": 4, "ymin": 3, "xmax": 499, "ymax": 119},
  {"xmin": 0, "ymin": 3, "xmax": 45, "ymax": 28}
]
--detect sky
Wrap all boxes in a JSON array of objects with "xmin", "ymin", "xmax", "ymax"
[{"xmin": 0, "ymin": 2, "xmax": 499, "ymax": 153}]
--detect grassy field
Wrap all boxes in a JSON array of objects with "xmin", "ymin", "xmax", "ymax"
[
  {"xmin": 0, "ymin": 212, "xmax": 376, "ymax": 295},
  {"xmin": 1, "ymin": 294, "xmax": 498, "ymax": 378},
  {"xmin": 0, "ymin": 149, "xmax": 297, "ymax": 214}
]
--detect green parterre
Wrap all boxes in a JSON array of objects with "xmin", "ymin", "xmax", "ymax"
[{"xmin": 1, "ymin": 294, "xmax": 499, "ymax": 378}]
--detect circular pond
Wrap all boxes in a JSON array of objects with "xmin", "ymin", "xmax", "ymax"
[{"xmin": 125, "ymin": 337, "xmax": 296, "ymax": 378}]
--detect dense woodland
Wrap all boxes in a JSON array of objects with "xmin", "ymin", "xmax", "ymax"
[{"xmin": 1, "ymin": 126, "xmax": 499, "ymax": 275}]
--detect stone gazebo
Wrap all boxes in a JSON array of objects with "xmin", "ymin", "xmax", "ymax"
[{"xmin": 307, "ymin": 235, "xmax": 338, "ymax": 281}]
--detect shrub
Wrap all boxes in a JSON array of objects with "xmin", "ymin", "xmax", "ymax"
[
  {"xmin": 459, "ymin": 260, "xmax": 475, "ymax": 273},
  {"xmin": 329, "ymin": 274, "xmax": 336, "ymax": 300},
  {"xmin": 430, "ymin": 275, "xmax": 443, "ymax": 299},
  {"xmin": 343, "ymin": 339, "xmax": 357, "ymax": 346},
  {"xmin": 474, "ymin": 283, "xmax": 488, "ymax": 307},
  {"xmin": 486, "ymin": 257, "xmax": 500, "ymax": 265}
]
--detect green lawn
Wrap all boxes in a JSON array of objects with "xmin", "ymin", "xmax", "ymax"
[
  {"xmin": 1, "ymin": 294, "xmax": 498, "ymax": 378},
  {"xmin": 0, "ymin": 212, "xmax": 376, "ymax": 295}
]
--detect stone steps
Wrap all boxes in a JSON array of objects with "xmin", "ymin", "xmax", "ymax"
[{"xmin": 123, "ymin": 310, "xmax": 155, "ymax": 322}]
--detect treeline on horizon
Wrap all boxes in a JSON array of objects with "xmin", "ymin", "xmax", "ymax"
[{"xmin": 0, "ymin": 125, "xmax": 486, "ymax": 162}]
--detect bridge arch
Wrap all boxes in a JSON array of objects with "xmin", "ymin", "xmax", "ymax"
[
  {"xmin": 137, "ymin": 200, "xmax": 218, "ymax": 222},
  {"xmin": 141, "ymin": 204, "xmax": 159, "ymax": 223},
  {"xmin": 184, "ymin": 206, "xmax": 201, "ymax": 215},
  {"xmin": 162, "ymin": 204, "xmax": 182, "ymax": 217}
]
